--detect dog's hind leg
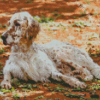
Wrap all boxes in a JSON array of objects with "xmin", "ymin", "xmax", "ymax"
[
  {"xmin": 61, "ymin": 59, "xmax": 93, "ymax": 81},
  {"xmin": 51, "ymin": 72, "xmax": 87, "ymax": 88}
]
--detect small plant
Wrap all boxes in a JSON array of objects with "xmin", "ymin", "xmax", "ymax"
[
  {"xmin": 41, "ymin": 16, "xmax": 55, "ymax": 23},
  {"xmin": 64, "ymin": 93, "xmax": 84, "ymax": 99},
  {"xmin": 0, "ymin": 48, "xmax": 6, "ymax": 54},
  {"xmin": 33, "ymin": 16, "xmax": 41, "ymax": 22},
  {"xmin": 87, "ymin": 42, "xmax": 91, "ymax": 45},
  {"xmin": 33, "ymin": 84, "xmax": 39, "ymax": 88},
  {"xmin": 0, "ymin": 87, "xmax": 15, "ymax": 93},
  {"xmin": 0, "ymin": 62, "xmax": 2, "ymax": 66},
  {"xmin": 12, "ymin": 94, "xmax": 20, "ymax": 100},
  {"xmin": 84, "ymin": 0, "xmax": 90, "ymax": 4},
  {"xmin": 48, "ymin": 86, "xmax": 53, "ymax": 91},
  {"xmin": 22, "ymin": 88, "xmax": 31, "ymax": 92},
  {"xmin": 43, "ymin": 83, "xmax": 49, "ymax": 87},
  {"xmin": 72, "ymin": 21, "xmax": 91, "ymax": 28},
  {"xmin": 80, "ymin": 9, "xmax": 87, "ymax": 16},
  {"xmin": 72, "ymin": 87, "xmax": 89, "ymax": 92},
  {"xmin": 73, "ymin": 16, "xmax": 77, "ymax": 19},
  {"xmin": 33, "ymin": 15, "xmax": 55, "ymax": 23},
  {"xmin": 35, "ymin": 95, "xmax": 44, "ymax": 100},
  {"xmin": 0, "ymin": 89, "xmax": 11, "ymax": 93},
  {"xmin": 62, "ymin": 27, "xmax": 66, "ymax": 31},
  {"xmin": 2, "ymin": 24, "xmax": 8, "ymax": 28},
  {"xmin": 45, "ymin": 99, "xmax": 52, "ymax": 100},
  {"xmin": 55, "ymin": 98, "xmax": 60, "ymax": 100},
  {"xmin": 93, "ymin": 12, "xmax": 99, "ymax": 16},
  {"xmin": 25, "ymin": 0, "xmax": 33, "ymax": 3},
  {"xmin": 90, "ymin": 83, "xmax": 100, "ymax": 90},
  {"xmin": 0, "ymin": 23, "xmax": 2, "ymax": 28},
  {"xmin": 54, "ymin": 86, "xmax": 64, "ymax": 92},
  {"xmin": 52, "ymin": 13, "xmax": 62, "ymax": 19}
]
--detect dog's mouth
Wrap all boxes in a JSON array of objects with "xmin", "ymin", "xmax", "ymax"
[
  {"xmin": 3, "ymin": 41, "xmax": 7, "ymax": 45},
  {"xmin": 2, "ymin": 40, "xmax": 7, "ymax": 45}
]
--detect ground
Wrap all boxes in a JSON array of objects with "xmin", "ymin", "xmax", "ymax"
[{"xmin": 0, "ymin": 0, "xmax": 100, "ymax": 100}]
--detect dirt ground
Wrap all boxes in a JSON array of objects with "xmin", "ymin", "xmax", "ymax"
[{"xmin": 0, "ymin": 0, "xmax": 100, "ymax": 100}]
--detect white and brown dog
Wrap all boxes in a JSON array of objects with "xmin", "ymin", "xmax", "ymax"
[{"xmin": 1, "ymin": 12, "xmax": 100, "ymax": 89}]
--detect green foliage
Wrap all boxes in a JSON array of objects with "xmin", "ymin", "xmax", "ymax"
[
  {"xmin": 0, "ymin": 87, "xmax": 16, "ymax": 93},
  {"xmin": 64, "ymin": 93, "xmax": 84, "ymax": 99},
  {"xmin": 0, "ymin": 23, "xmax": 2, "ymax": 28},
  {"xmin": 0, "ymin": 48, "xmax": 6, "ymax": 54},
  {"xmin": 54, "ymin": 86, "xmax": 65, "ymax": 92},
  {"xmin": 80, "ymin": 9, "xmax": 87, "ymax": 15},
  {"xmin": 90, "ymin": 83, "xmax": 100, "ymax": 90},
  {"xmin": 93, "ymin": 12, "xmax": 99, "ymax": 16},
  {"xmin": 0, "ymin": 23, "xmax": 8, "ymax": 29},
  {"xmin": 0, "ymin": 62, "xmax": 3, "ymax": 69},
  {"xmin": 45, "ymin": 99, "xmax": 52, "ymax": 100},
  {"xmin": 84, "ymin": 0, "xmax": 90, "ymax": 4},
  {"xmin": 35, "ymin": 95, "xmax": 44, "ymax": 100},
  {"xmin": 43, "ymin": 83, "xmax": 49, "ymax": 87},
  {"xmin": 72, "ymin": 87, "xmax": 89, "ymax": 92},
  {"xmin": 72, "ymin": 21, "xmax": 91, "ymax": 28},
  {"xmin": 25, "ymin": 0, "xmax": 33, "ymax": 3},
  {"xmin": 52, "ymin": 13, "xmax": 62, "ymax": 19},
  {"xmin": 33, "ymin": 13, "xmax": 62, "ymax": 23},
  {"xmin": 0, "ymin": 89, "xmax": 11, "ymax": 93},
  {"xmin": 33, "ymin": 84, "xmax": 39, "ymax": 88},
  {"xmin": 48, "ymin": 85, "xmax": 69, "ymax": 92},
  {"xmin": 33, "ymin": 15, "xmax": 54, "ymax": 23},
  {"xmin": 55, "ymin": 98, "xmax": 60, "ymax": 100},
  {"xmin": 41, "ymin": 16, "xmax": 54, "ymax": 23},
  {"xmin": 12, "ymin": 94, "xmax": 20, "ymax": 100},
  {"xmin": 2, "ymin": 24, "xmax": 8, "ymax": 28}
]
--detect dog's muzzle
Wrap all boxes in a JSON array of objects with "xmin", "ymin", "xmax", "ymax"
[{"xmin": 1, "ymin": 34, "xmax": 7, "ymax": 45}]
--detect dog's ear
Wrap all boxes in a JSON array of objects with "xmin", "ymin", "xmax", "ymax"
[
  {"xmin": 27, "ymin": 16, "xmax": 40, "ymax": 39},
  {"xmin": 25, "ymin": 15, "xmax": 40, "ymax": 47}
]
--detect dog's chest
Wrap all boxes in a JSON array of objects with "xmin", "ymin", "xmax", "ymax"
[{"xmin": 10, "ymin": 51, "xmax": 54, "ymax": 82}]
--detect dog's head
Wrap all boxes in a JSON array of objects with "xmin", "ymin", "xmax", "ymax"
[{"xmin": 1, "ymin": 12, "xmax": 40, "ymax": 47}]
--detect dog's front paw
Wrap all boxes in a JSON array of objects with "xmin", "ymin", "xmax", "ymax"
[
  {"xmin": 91, "ymin": 69, "xmax": 100, "ymax": 79},
  {"xmin": 73, "ymin": 81, "xmax": 87, "ymax": 89},
  {"xmin": 75, "ymin": 82, "xmax": 87, "ymax": 88},
  {"xmin": 1, "ymin": 80, "xmax": 11, "ymax": 89}
]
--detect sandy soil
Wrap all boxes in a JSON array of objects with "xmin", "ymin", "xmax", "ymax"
[{"xmin": 0, "ymin": 0, "xmax": 100, "ymax": 100}]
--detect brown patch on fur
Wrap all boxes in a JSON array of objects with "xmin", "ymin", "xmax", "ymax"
[{"xmin": 26, "ymin": 19, "xmax": 40, "ymax": 47}]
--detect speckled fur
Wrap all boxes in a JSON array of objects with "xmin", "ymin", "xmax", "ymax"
[{"xmin": 1, "ymin": 12, "xmax": 100, "ymax": 89}]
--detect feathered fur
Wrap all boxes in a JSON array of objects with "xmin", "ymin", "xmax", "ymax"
[{"xmin": 1, "ymin": 12, "xmax": 100, "ymax": 89}]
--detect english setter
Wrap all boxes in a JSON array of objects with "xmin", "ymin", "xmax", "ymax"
[{"xmin": 1, "ymin": 12, "xmax": 100, "ymax": 89}]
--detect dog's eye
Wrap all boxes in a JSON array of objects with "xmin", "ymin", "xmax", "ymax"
[
  {"xmin": 14, "ymin": 20, "xmax": 20, "ymax": 26},
  {"xmin": 17, "ymin": 36, "xmax": 20, "ymax": 37},
  {"xmin": 15, "ymin": 23, "xmax": 20, "ymax": 26}
]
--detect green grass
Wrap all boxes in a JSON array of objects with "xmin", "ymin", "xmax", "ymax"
[
  {"xmin": 0, "ymin": 23, "xmax": 8, "ymax": 29},
  {"xmin": 84, "ymin": 0, "xmax": 91, "ymax": 4},
  {"xmin": 72, "ymin": 21, "xmax": 91, "ymax": 28},
  {"xmin": 64, "ymin": 93, "xmax": 84, "ymax": 99},
  {"xmin": 80, "ymin": 9, "xmax": 87, "ymax": 16},
  {"xmin": 0, "ymin": 48, "xmax": 6, "ymax": 54},
  {"xmin": 12, "ymin": 94, "xmax": 20, "ymax": 100},
  {"xmin": 33, "ymin": 15, "xmax": 55, "ymax": 23},
  {"xmin": 25, "ymin": 0, "xmax": 33, "ymax": 3},
  {"xmin": 34, "ymin": 95, "xmax": 44, "ymax": 100},
  {"xmin": 33, "ymin": 13, "xmax": 61, "ymax": 23},
  {"xmin": 0, "ymin": 87, "xmax": 16, "ymax": 93}
]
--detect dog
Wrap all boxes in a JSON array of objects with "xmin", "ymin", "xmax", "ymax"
[{"xmin": 1, "ymin": 12, "xmax": 100, "ymax": 89}]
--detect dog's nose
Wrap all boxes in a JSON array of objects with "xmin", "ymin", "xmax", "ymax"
[
  {"xmin": 1, "ymin": 34, "xmax": 7, "ymax": 45},
  {"xmin": 1, "ymin": 35, "xmax": 6, "ymax": 40},
  {"xmin": 1, "ymin": 34, "xmax": 7, "ymax": 40}
]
